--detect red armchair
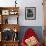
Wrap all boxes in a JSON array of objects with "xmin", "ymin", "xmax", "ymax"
[{"xmin": 21, "ymin": 28, "xmax": 41, "ymax": 46}]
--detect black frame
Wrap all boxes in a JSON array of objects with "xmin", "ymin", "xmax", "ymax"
[{"xmin": 25, "ymin": 7, "xmax": 36, "ymax": 20}]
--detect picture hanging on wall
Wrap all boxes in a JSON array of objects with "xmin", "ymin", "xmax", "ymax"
[{"xmin": 25, "ymin": 7, "xmax": 36, "ymax": 20}]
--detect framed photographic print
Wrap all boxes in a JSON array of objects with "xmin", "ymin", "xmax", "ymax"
[
  {"xmin": 25, "ymin": 7, "xmax": 36, "ymax": 20},
  {"xmin": 2, "ymin": 10, "xmax": 9, "ymax": 15}
]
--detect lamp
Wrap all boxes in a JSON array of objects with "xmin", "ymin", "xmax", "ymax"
[
  {"xmin": 15, "ymin": 0, "xmax": 17, "ymax": 7},
  {"xmin": 13, "ymin": 28, "xmax": 18, "ymax": 41},
  {"xmin": 14, "ymin": 28, "xmax": 17, "ymax": 32}
]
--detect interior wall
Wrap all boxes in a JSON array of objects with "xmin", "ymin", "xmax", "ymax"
[
  {"xmin": 0, "ymin": 0, "xmax": 44, "ymax": 26},
  {"xmin": 18, "ymin": 0, "xmax": 44, "ymax": 26}
]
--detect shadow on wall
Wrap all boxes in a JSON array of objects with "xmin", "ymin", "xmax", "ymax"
[{"xmin": 18, "ymin": 26, "xmax": 44, "ymax": 44}]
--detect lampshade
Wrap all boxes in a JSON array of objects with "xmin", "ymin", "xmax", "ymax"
[{"xmin": 13, "ymin": 28, "xmax": 17, "ymax": 32}]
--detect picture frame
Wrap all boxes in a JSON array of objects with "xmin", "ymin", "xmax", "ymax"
[
  {"xmin": 25, "ymin": 7, "xmax": 36, "ymax": 20},
  {"xmin": 2, "ymin": 10, "xmax": 9, "ymax": 15},
  {"xmin": 9, "ymin": 10, "xmax": 18, "ymax": 15}
]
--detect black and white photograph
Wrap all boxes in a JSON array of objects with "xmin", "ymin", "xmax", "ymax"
[{"xmin": 25, "ymin": 7, "xmax": 36, "ymax": 20}]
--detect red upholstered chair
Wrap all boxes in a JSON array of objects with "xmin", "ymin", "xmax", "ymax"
[{"xmin": 21, "ymin": 28, "xmax": 41, "ymax": 46}]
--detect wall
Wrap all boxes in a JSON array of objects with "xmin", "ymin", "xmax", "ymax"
[
  {"xmin": 18, "ymin": 0, "xmax": 44, "ymax": 26},
  {"xmin": 0, "ymin": 0, "xmax": 44, "ymax": 26}
]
